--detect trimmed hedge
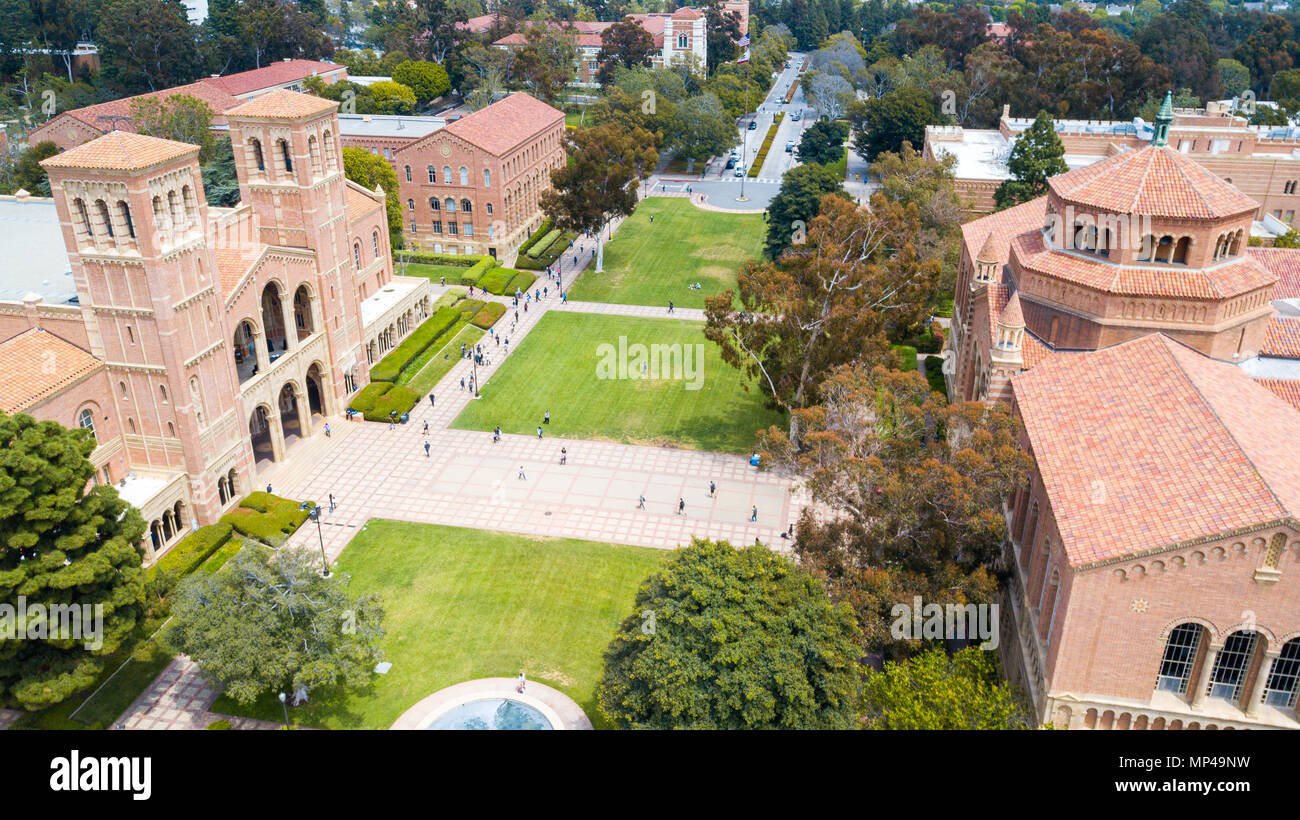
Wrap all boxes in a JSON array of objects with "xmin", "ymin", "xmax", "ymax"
[
  {"xmin": 459, "ymin": 255, "xmax": 497, "ymax": 286},
  {"xmin": 471, "ymin": 301, "xmax": 505, "ymax": 328},
  {"xmin": 145, "ymin": 522, "xmax": 233, "ymax": 586},
  {"xmin": 220, "ymin": 492, "xmax": 310, "ymax": 547},
  {"xmin": 516, "ymin": 219, "xmax": 553, "ymax": 257},
  {"xmin": 526, "ymin": 228, "xmax": 563, "ymax": 258},
  {"xmin": 402, "ymin": 251, "xmax": 485, "ymax": 268},
  {"xmin": 368, "ymin": 383, "xmax": 420, "ymax": 422},
  {"xmin": 368, "ymin": 306, "xmax": 461, "ymax": 383},
  {"xmin": 748, "ymin": 113, "xmax": 784, "ymax": 178},
  {"xmin": 477, "ymin": 266, "xmax": 515, "ymax": 295},
  {"xmin": 350, "ymin": 380, "xmax": 393, "ymax": 414},
  {"xmin": 514, "ymin": 220, "xmax": 573, "ymax": 271}
]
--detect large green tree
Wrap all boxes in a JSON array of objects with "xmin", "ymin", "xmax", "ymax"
[
  {"xmin": 0, "ymin": 413, "xmax": 147, "ymax": 710},
  {"xmin": 862, "ymin": 646, "xmax": 1032, "ymax": 729},
  {"xmin": 540, "ymin": 122, "xmax": 657, "ymax": 271},
  {"xmin": 993, "ymin": 110, "xmax": 1067, "ymax": 210},
  {"xmin": 848, "ymin": 85, "xmax": 940, "ymax": 161},
  {"xmin": 130, "ymin": 94, "xmax": 215, "ymax": 161},
  {"xmin": 761, "ymin": 161, "xmax": 846, "ymax": 260},
  {"xmin": 796, "ymin": 118, "xmax": 849, "ymax": 166},
  {"xmin": 97, "ymin": 0, "xmax": 201, "ymax": 93},
  {"xmin": 342, "ymin": 146, "xmax": 404, "ymax": 248},
  {"xmin": 596, "ymin": 16, "xmax": 657, "ymax": 85},
  {"xmin": 166, "ymin": 545, "xmax": 384, "ymax": 704},
  {"xmin": 665, "ymin": 92, "xmax": 733, "ymax": 170},
  {"xmin": 596, "ymin": 538, "xmax": 862, "ymax": 730},
  {"xmin": 391, "ymin": 59, "xmax": 450, "ymax": 105}
]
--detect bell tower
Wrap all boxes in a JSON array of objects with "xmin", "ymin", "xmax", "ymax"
[
  {"xmin": 42, "ymin": 131, "xmax": 249, "ymax": 525},
  {"xmin": 224, "ymin": 89, "xmax": 368, "ymax": 409}
]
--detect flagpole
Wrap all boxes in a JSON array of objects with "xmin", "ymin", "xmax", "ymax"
[{"xmin": 736, "ymin": 35, "xmax": 751, "ymax": 203}]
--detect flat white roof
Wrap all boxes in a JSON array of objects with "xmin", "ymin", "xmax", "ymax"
[
  {"xmin": 361, "ymin": 275, "xmax": 425, "ymax": 328},
  {"xmin": 116, "ymin": 474, "xmax": 172, "ymax": 510},
  {"xmin": 337, "ymin": 113, "xmax": 444, "ymax": 140},
  {"xmin": 0, "ymin": 197, "xmax": 76, "ymax": 305},
  {"xmin": 930, "ymin": 129, "xmax": 1113, "ymax": 181}
]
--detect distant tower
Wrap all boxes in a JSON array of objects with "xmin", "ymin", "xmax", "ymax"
[
  {"xmin": 42, "ymin": 132, "xmax": 249, "ymax": 525},
  {"xmin": 224, "ymin": 90, "xmax": 373, "ymax": 406},
  {"xmin": 1152, "ymin": 90, "xmax": 1174, "ymax": 147}
]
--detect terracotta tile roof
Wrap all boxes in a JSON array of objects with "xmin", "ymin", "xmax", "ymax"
[
  {"xmin": 345, "ymin": 184, "xmax": 382, "ymax": 222},
  {"xmin": 213, "ymin": 248, "xmax": 256, "ymax": 296},
  {"xmin": 1262, "ymin": 316, "xmax": 1300, "ymax": 359},
  {"xmin": 1000, "ymin": 290, "xmax": 1025, "ymax": 327},
  {"xmin": 1247, "ymin": 246, "xmax": 1300, "ymax": 299},
  {"xmin": 1021, "ymin": 332, "xmax": 1053, "ymax": 367},
  {"xmin": 224, "ymin": 89, "xmax": 339, "ymax": 119},
  {"xmin": 1048, "ymin": 144, "xmax": 1259, "ymax": 220},
  {"xmin": 1257, "ymin": 378, "xmax": 1300, "ymax": 412},
  {"xmin": 1012, "ymin": 230, "xmax": 1276, "ymax": 299},
  {"xmin": 961, "ymin": 196, "xmax": 1046, "ymax": 274},
  {"xmin": 440, "ymin": 92, "xmax": 564, "ymax": 156},
  {"xmin": 671, "ymin": 6, "xmax": 702, "ymax": 18},
  {"xmin": 1012, "ymin": 333, "xmax": 1300, "ymax": 567},
  {"xmin": 52, "ymin": 81, "xmax": 243, "ymax": 134},
  {"xmin": 0, "ymin": 329, "xmax": 102, "ymax": 414},
  {"xmin": 41, "ymin": 130, "xmax": 197, "ymax": 171},
  {"xmin": 200, "ymin": 60, "xmax": 346, "ymax": 97}
]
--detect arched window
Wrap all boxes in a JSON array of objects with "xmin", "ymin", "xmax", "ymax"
[
  {"xmin": 427, "ymin": 165, "xmax": 435, "ymax": 183},
  {"xmin": 445, "ymin": 198, "xmax": 456, "ymax": 212},
  {"xmin": 459, "ymin": 166, "xmax": 468, "ymax": 185},
  {"xmin": 323, "ymin": 130, "xmax": 335, "ymax": 169},
  {"xmin": 1154, "ymin": 235, "xmax": 1174, "ymax": 263},
  {"xmin": 181, "ymin": 186, "xmax": 197, "ymax": 229},
  {"xmin": 372, "ymin": 231, "xmax": 380, "ymax": 257},
  {"xmin": 429, "ymin": 197, "xmax": 440, "ymax": 211},
  {"xmin": 461, "ymin": 199, "xmax": 472, "ymax": 213},
  {"xmin": 308, "ymin": 134, "xmax": 321, "ymax": 175},
  {"xmin": 405, "ymin": 165, "xmax": 412, "ymax": 182},
  {"xmin": 119, "ymin": 381, "xmax": 128, "ymax": 398},
  {"xmin": 167, "ymin": 421, "xmax": 175, "ymax": 437},
  {"xmin": 127, "ymin": 418, "xmax": 136, "ymax": 434},
  {"xmin": 73, "ymin": 198, "xmax": 92, "ymax": 237},
  {"xmin": 278, "ymin": 139, "xmax": 293, "ymax": 173},
  {"xmin": 1263, "ymin": 638, "xmax": 1300, "ymax": 708},
  {"xmin": 77, "ymin": 408, "xmax": 96, "ymax": 440},
  {"xmin": 678, "ymin": 33, "xmax": 688, "ymax": 49},
  {"xmin": 250, "ymin": 138, "xmax": 265, "ymax": 171},
  {"xmin": 443, "ymin": 166, "xmax": 452, "ymax": 184},
  {"xmin": 1206, "ymin": 630, "xmax": 1259, "ymax": 702},
  {"xmin": 117, "ymin": 200, "xmax": 135, "ymax": 238},
  {"xmin": 484, "ymin": 169, "xmax": 491, "ymax": 187},
  {"xmin": 1172, "ymin": 236, "xmax": 1190, "ymax": 264},
  {"xmin": 159, "ymin": 384, "xmax": 168, "ymax": 403},
  {"xmin": 1137, "ymin": 234, "xmax": 1156, "ymax": 262},
  {"xmin": 95, "ymin": 199, "xmax": 114, "ymax": 238},
  {"xmin": 353, "ymin": 243, "xmax": 362, "ymax": 270},
  {"xmin": 1156, "ymin": 623, "xmax": 1204, "ymax": 694},
  {"xmin": 1228, "ymin": 229, "xmax": 1242, "ymax": 255},
  {"xmin": 407, "ymin": 198, "xmax": 415, "ymax": 211},
  {"xmin": 167, "ymin": 190, "xmax": 182, "ymax": 232}
]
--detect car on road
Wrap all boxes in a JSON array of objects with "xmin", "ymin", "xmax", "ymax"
[
  {"xmin": 725, "ymin": 156, "xmax": 736, "ymax": 169},
  {"xmin": 734, "ymin": 165, "xmax": 745, "ymax": 177},
  {"xmin": 747, "ymin": 120, "xmax": 758, "ymax": 130},
  {"xmin": 785, "ymin": 140, "xmax": 796, "ymax": 153}
]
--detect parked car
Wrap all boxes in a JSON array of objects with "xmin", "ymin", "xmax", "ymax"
[
  {"xmin": 790, "ymin": 111, "xmax": 802, "ymax": 121},
  {"xmin": 725, "ymin": 156, "xmax": 736, "ymax": 169},
  {"xmin": 747, "ymin": 120, "xmax": 758, "ymax": 130},
  {"xmin": 734, "ymin": 165, "xmax": 745, "ymax": 177},
  {"xmin": 785, "ymin": 141, "xmax": 795, "ymax": 153}
]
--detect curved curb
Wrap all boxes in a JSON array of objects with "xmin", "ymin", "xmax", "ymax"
[{"xmin": 390, "ymin": 677, "xmax": 593, "ymax": 730}]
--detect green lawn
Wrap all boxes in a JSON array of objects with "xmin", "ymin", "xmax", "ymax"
[
  {"xmin": 451, "ymin": 312, "xmax": 784, "ymax": 453},
  {"xmin": 211, "ymin": 521, "xmax": 667, "ymax": 729},
  {"xmin": 400, "ymin": 262, "xmax": 470, "ymax": 283},
  {"xmin": 568, "ymin": 197, "xmax": 764, "ymax": 309}
]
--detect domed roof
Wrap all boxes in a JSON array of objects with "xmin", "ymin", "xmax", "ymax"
[{"xmin": 1047, "ymin": 143, "xmax": 1257, "ymax": 221}]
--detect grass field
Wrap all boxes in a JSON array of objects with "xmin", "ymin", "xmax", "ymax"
[
  {"xmin": 450, "ymin": 312, "xmax": 784, "ymax": 453},
  {"xmin": 568, "ymin": 198, "xmax": 763, "ymax": 309},
  {"xmin": 400, "ymin": 262, "xmax": 471, "ymax": 283},
  {"xmin": 210, "ymin": 521, "xmax": 667, "ymax": 729}
]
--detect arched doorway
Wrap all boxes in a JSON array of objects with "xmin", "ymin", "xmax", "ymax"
[
  {"xmin": 234, "ymin": 319, "xmax": 260, "ymax": 383},
  {"xmin": 279, "ymin": 382, "xmax": 304, "ymax": 446},
  {"xmin": 305, "ymin": 362, "xmax": 326, "ymax": 420},
  {"xmin": 249, "ymin": 404, "xmax": 275, "ymax": 466},
  {"xmin": 261, "ymin": 283, "xmax": 288, "ymax": 358},
  {"xmin": 293, "ymin": 284, "xmax": 314, "ymax": 341}
]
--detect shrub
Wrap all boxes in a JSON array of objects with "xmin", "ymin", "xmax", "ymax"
[
  {"xmin": 526, "ymin": 229, "xmax": 563, "ymax": 258},
  {"xmin": 145, "ymin": 522, "xmax": 233, "ymax": 588},
  {"xmin": 471, "ymin": 301, "xmax": 505, "ymax": 328},
  {"xmin": 458, "ymin": 255, "xmax": 498, "ymax": 286},
  {"xmin": 402, "ymin": 251, "xmax": 479, "ymax": 267},
  {"xmin": 368, "ymin": 306, "xmax": 460, "ymax": 382},
  {"xmin": 477, "ymin": 266, "xmax": 515, "ymax": 295},
  {"xmin": 748, "ymin": 114, "xmax": 784, "ymax": 178},
  {"xmin": 516, "ymin": 219, "xmax": 554, "ymax": 257},
  {"xmin": 925, "ymin": 359, "xmax": 948, "ymax": 399},
  {"xmin": 349, "ymin": 380, "xmax": 393, "ymax": 413},
  {"xmin": 457, "ymin": 299, "xmax": 486, "ymax": 319},
  {"xmin": 367, "ymin": 383, "xmax": 420, "ymax": 422},
  {"xmin": 206, "ymin": 719, "xmax": 232, "ymax": 730},
  {"xmin": 506, "ymin": 271, "xmax": 537, "ymax": 294},
  {"xmin": 220, "ymin": 494, "xmax": 310, "ymax": 547}
]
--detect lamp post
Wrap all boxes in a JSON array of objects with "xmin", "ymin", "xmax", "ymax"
[
  {"xmin": 278, "ymin": 691, "xmax": 290, "ymax": 729},
  {"xmin": 300, "ymin": 501, "xmax": 329, "ymax": 577},
  {"xmin": 472, "ymin": 350, "xmax": 479, "ymax": 397}
]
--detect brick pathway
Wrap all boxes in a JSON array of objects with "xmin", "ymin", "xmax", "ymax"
[{"xmin": 117, "ymin": 657, "xmax": 283, "ymax": 730}]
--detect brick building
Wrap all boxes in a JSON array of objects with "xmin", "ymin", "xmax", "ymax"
[
  {"xmin": 0, "ymin": 89, "xmax": 430, "ymax": 562},
  {"xmin": 925, "ymin": 101, "xmax": 1300, "ymax": 222},
  {"xmin": 390, "ymin": 92, "xmax": 565, "ymax": 259}
]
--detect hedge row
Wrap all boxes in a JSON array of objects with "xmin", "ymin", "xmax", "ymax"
[
  {"xmin": 748, "ymin": 114, "xmax": 784, "ymax": 178},
  {"xmin": 471, "ymin": 301, "xmax": 505, "ymax": 328},
  {"xmin": 477, "ymin": 266, "xmax": 515, "ymax": 295},
  {"xmin": 402, "ymin": 251, "xmax": 481, "ymax": 268},
  {"xmin": 368, "ymin": 306, "xmax": 461, "ymax": 383},
  {"xmin": 219, "ymin": 492, "xmax": 311, "ymax": 547},
  {"xmin": 525, "ymin": 228, "xmax": 563, "ymax": 259},
  {"xmin": 145, "ymin": 521, "xmax": 233, "ymax": 587},
  {"xmin": 514, "ymin": 220, "xmax": 573, "ymax": 271},
  {"xmin": 516, "ymin": 218, "xmax": 553, "ymax": 257},
  {"xmin": 367, "ymin": 383, "xmax": 421, "ymax": 422}
]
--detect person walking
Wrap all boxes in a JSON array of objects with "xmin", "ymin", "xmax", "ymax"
[
  {"xmin": 266, "ymin": 484, "xmax": 272, "ymax": 494},
  {"xmin": 709, "ymin": 480, "xmax": 716, "ymax": 497},
  {"xmin": 750, "ymin": 505, "xmax": 758, "ymax": 522},
  {"xmin": 460, "ymin": 377, "xmax": 466, "ymax": 391},
  {"xmin": 324, "ymin": 421, "xmax": 331, "ymax": 437},
  {"xmin": 543, "ymin": 411, "xmax": 550, "ymax": 425},
  {"xmin": 518, "ymin": 464, "xmax": 526, "ymax": 480},
  {"xmin": 424, "ymin": 441, "xmax": 431, "ymax": 458},
  {"xmin": 677, "ymin": 497, "xmax": 686, "ymax": 516},
  {"xmin": 559, "ymin": 447, "xmax": 567, "ymax": 465},
  {"xmin": 423, "ymin": 420, "xmax": 429, "ymax": 435},
  {"xmin": 429, "ymin": 393, "xmax": 436, "ymax": 407},
  {"xmin": 668, "ymin": 300, "xmax": 674, "ymax": 314},
  {"xmin": 328, "ymin": 493, "xmax": 336, "ymax": 512},
  {"xmin": 536, "ymin": 425, "xmax": 543, "ymax": 439},
  {"xmin": 638, "ymin": 494, "xmax": 646, "ymax": 510}
]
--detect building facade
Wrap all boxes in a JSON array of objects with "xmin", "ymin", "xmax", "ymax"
[
  {"xmin": 0, "ymin": 89, "xmax": 430, "ymax": 561},
  {"xmin": 391, "ymin": 92, "xmax": 565, "ymax": 259}
]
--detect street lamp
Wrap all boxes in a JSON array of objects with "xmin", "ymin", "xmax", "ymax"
[
  {"xmin": 472, "ymin": 349, "xmax": 479, "ymax": 397},
  {"xmin": 300, "ymin": 501, "xmax": 330, "ymax": 577},
  {"xmin": 278, "ymin": 691, "xmax": 290, "ymax": 730}
]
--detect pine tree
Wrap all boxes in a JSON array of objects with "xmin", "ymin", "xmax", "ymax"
[
  {"xmin": 0, "ymin": 413, "xmax": 147, "ymax": 710},
  {"xmin": 993, "ymin": 110, "xmax": 1068, "ymax": 210}
]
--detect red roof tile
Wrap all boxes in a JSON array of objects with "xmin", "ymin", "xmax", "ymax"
[
  {"xmin": 439, "ymin": 92, "xmax": 563, "ymax": 156},
  {"xmin": 0, "ymin": 329, "xmax": 102, "ymax": 413},
  {"xmin": 1257, "ymin": 378, "xmax": 1300, "ymax": 412},
  {"xmin": 1013, "ymin": 334, "xmax": 1300, "ymax": 567},
  {"xmin": 51, "ymin": 81, "xmax": 243, "ymax": 134},
  {"xmin": 1247, "ymin": 246, "xmax": 1300, "ymax": 300},
  {"xmin": 961, "ymin": 196, "xmax": 1046, "ymax": 276},
  {"xmin": 1049, "ymin": 144, "xmax": 1259, "ymax": 220},
  {"xmin": 1262, "ymin": 316, "xmax": 1300, "ymax": 359},
  {"xmin": 200, "ymin": 60, "xmax": 346, "ymax": 97},
  {"xmin": 42, "ymin": 130, "xmax": 197, "ymax": 171}
]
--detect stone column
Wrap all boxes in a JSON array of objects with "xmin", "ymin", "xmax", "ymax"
[
  {"xmin": 1245, "ymin": 651, "xmax": 1279, "ymax": 717},
  {"xmin": 1190, "ymin": 642, "xmax": 1222, "ymax": 710},
  {"xmin": 269, "ymin": 414, "xmax": 286, "ymax": 462},
  {"xmin": 253, "ymin": 329, "xmax": 271, "ymax": 371},
  {"xmin": 281, "ymin": 291, "xmax": 297, "ymax": 351},
  {"xmin": 295, "ymin": 387, "xmax": 312, "ymax": 438}
]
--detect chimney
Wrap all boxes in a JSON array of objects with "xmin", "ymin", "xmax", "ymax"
[{"xmin": 22, "ymin": 292, "xmax": 42, "ymax": 330}]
